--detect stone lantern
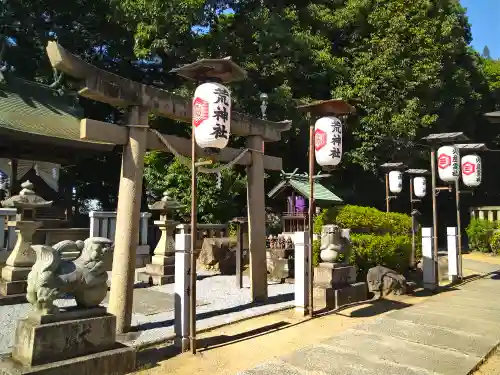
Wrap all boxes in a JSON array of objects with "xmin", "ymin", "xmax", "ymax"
[
  {"xmin": 138, "ymin": 191, "xmax": 183, "ymax": 285},
  {"xmin": 0, "ymin": 181, "xmax": 52, "ymax": 300}
]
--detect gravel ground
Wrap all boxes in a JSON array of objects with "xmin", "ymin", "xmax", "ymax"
[{"xmin": 0, "ymin": 271, "xmax": 294, "ymax": 352}]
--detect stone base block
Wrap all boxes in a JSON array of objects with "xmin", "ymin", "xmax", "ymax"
[
  {"xmin": 0, "ymin": 345, "xmax": 136, "ymax": 375},
  {"xmin": 135, "ymin": 255, "xmax": 149, "ymax": 268},
  {"xmin": 314, "ymin": 282, "xmax": 368, "ymax": 310},
  {"xmin": 0, "ymin": 293, "xmax": 27, "ymax": 306},
  {"xmin": 137, "ymin": 272, "xmax": 174, "ymax": 286},
  {"xmin": 145, "ymin": 263, "xmax": 175, "ymax": 275},
  {"xmin": 150, "ymin": 255, "xmax": 175, "ymax": 266},
  {"xmin": 314, "ymin": 264, "xmax": 356, "ymax": 288},
  {"xmin": 2, "ymin": 266, "xmax": 32, "ymax": 282},
  {"xmin": 0, "ymin": 279, "xmax": 27, "ymax": 296},
  {"xmin": 12, "ymin": 312, "xmax": 117, "ymax": 366}
]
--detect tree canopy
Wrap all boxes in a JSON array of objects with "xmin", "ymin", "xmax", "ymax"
[{"xmin": 1, "ymin": 0, "xmax": 500, "ymax": 222}]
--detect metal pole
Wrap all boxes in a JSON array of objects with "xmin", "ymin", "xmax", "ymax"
[
  {"xmin": 189, "ymin": 126, "xmax": 197, "ymax": 354},
  {"xmin": 430, "ymin": 148, "xmax": 439, "ymax": 288},
  {"xmin": 385, "ymin": 173, "xmax": 390, "ymax": 212},
  {"xmin": 455, "ymin": 179, "xmax": 463, "ymax": 279},
  {"xmin": 308, "ymin": 124, "xmax": 314, "ymax": 318},
  {"xmin": 410, "ymin": 178, "xmax": 416, "ymax": 269}
]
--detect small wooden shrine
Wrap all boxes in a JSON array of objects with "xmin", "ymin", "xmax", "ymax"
[{"xmin": 267, "ymin": 169, "xmax": 343, "ymax": 232}]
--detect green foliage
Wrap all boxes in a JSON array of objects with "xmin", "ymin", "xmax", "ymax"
[
  {"xmin": 466, "ymin": 218, "xmax": 497, "ymax": 253},
  {"xmin": 490, "ymin": 231, "xmax": 500, "ymax": 255},
  {"xmin": 313, "ymin": 208, "xmax": 338, "ymax": 234},
  {"xmin": 312, "ymin": 239, "xmax": 321, "ymax": 267},
  {"xmin": 144, "ymin": 153, "xmax": 247, "ymax": 223},
  {"xmin": 335, "ymin": 205, "xmax": 411, "ymax": 235},
  {"xmin": 349, "ymin": 234, "xmax": 412, "ymax": 278}
]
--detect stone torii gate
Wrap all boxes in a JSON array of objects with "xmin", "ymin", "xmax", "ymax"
[{"xmin": 45, "ymin": 41, "xmax": 290, "ymax": 333}]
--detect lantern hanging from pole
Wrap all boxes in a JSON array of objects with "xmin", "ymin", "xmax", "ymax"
[
  {"xmin": 413, "ymin": 176, "xmax": 426, "ymax": 198},
  {"xmin": 314, "ymin": 116, "xmax": 342, "ymax": 167},
  {"xmin": 437, "ymin": 145, "xmax": 460, "ymax": 182},
  {"xmin": 192, "ymin": 82, "xmax": 231, "ymax": 150},
  {"xmin": 461, "ymin": 154, "xmax": 482, "ymax": 187},
  {"xmin": 388, "ymin": 170, "xmax": 403, "ymax": 194}
]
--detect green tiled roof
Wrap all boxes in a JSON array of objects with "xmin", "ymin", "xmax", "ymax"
[
  {"xmin": 0, "ymin": 75, "xmax": 101, "ymax": 144},
  {"xmin": 267, "ymin": 173, "xmax": 343, "ymax": 203},
  {"xmin": 288, "ymin": 179, "xmax": 342, "ymax": 203}
]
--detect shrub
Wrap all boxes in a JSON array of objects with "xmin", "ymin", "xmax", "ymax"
[
  {"xmin": 349, "ymin": 233, "xmax": 412, "ymax": 279},
  {"xmin": 313, "ymin": 208, "xmax": 338, "ymax": 234},
  {"xmin": 490, "ymin": 231, "xmax": 500, "ymax": 255},
  {"xmin": 335, "ymin": 205, "xmax": 411, "ymax": 235},
  {"xmin": 312, "ymin": 239, "xmax": 321, "ymax": 267},
  {"xmin": 466, "ymin": 218, "xmax": 497, "ymax": 253}
]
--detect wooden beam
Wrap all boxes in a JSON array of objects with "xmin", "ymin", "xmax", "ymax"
[
  {"xmin": 47, "ymin": 41, "xmax": 291, "ymax": 142},
  {"xmin": 80, "ymin": 119, "xmax": 282, "ymax": 170}
]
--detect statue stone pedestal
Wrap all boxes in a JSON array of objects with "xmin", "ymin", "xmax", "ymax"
[
  {"xmin": 138, "ymin": 219, "xmax": 177, "ymax": 285},
  {"xmin": 0, "ymin": 221, "xmax": 41, "ymax": 304},
  {"xmin": 313, "ymin": 263, "xmax": 367, "ymax": 310},
  {"xmin": 0, "ymin": 307, "xmax": 136, "ymax": 375}
]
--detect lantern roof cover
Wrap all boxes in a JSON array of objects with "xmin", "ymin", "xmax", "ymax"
[
  {"xmin": 454, "ymin": 143, "xmax": 489, "ymax": 150},
  {"xmin": 380, "ymin": 162, "xmax": 407, "ymax": 170},
  {"xmin": 170, "ymin": 57, "xmax": 247, "ymax": 83},
  {"xmin": 148, "ymin": 191, "xmax": 183, "ymax": 212},
  {"xmin": 1, "ymin": 180, "xmax": 53, "ymax": 209},
  {"xmin": 267, "ymin": 170, "xmax": 343, "ymax": 203},
  {"xmin": 406, "ymin": 168, "xmax": 430, "ymax": 175},
  {"xmin": 485, "ymin": 111, "xmax": 500, "ymax": 124},
  {"xmin": 297, "ymin": 99, "xmax": 356, "ymax": 116},
  {"xmin": 421, "ymin": 132, "xmax": 470, "ymax": 144}
]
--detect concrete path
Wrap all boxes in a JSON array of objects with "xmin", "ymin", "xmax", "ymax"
[{"xmin": 239, "ymin": 263, "xmax": 500, "ymax": 375}]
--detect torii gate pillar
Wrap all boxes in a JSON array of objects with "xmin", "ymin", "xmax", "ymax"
[
  {"xmin": 246, "ymin": 135, "xmax": 268, "ymax": 302},
  {"xmin": 107, "ymin": 107, "xmax": 149, "ymax": 333}
]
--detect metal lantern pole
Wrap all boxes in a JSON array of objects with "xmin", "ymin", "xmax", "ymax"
[
  {"xmin": 189, "ymin": 126, "xmax": 197, "ymax": 354},
  {"xmin": 308, "ymin": 125, "xmax": 314, "ymax": 319},
  {"xmin": 455, "ymin": 178, "xmax": 462, "ymax": 279},
  {"xmin": 298, "ymin": 99, "xmax": 356, "ymax": 319},
  {"xmin": 171, "ymin": 57, "xmax": 247, "ymax": 355},
  {"xmin": 385, "ymin": 173, "xmax": 390, "ymax": 212},
  {"xmin": 430, "ymin": 148, "xmax": 439, "ymax": 287}
]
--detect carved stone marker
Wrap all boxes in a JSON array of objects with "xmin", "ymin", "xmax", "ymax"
[
  {"xmin": 313, "ymin": 224, "xmax": 367, "ymax": 310},
  {"xmin": 138, "ymin": 192, "xmax": 182, "ymax": 285},
  {"xmin": 0, "ymin": 237, "xmax": 136, "ymax": 375},
  {"xmin": 0, "ymin": 181, "xmax": 52, "ymax": 305}
]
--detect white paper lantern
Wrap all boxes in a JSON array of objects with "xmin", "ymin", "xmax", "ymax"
[
  {"xmin": 314, "ymin": 116, "xmax": 342, "ymax": 167},
  {"xmin": 192, "ymin": 82, "xmax": 231, "ymax": 149},
  {"xmin": 437, "ymin": 145, "xmax": 460, "ymax": 182},
  {"xmin": 413, "ymin": 176, "xmax": 427, "ymax": 198},
  {"xmin": 461, "ymin": 154, "xmax": 482, "ymax": 187},
  {"xmin": 389, "ymin": 170, "xmax": 403, "ymax": 194}
]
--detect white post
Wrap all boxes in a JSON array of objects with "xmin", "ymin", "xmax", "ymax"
[
  {"xmin": 89, "ymin": 211, "xmax": 101, "ymax": 237},
  {"xmin": 174, "ymin": 233, "xmax": 191, "ymax": 349},
  {"xmin": 447, "ymin": 227, "xmax": 458, "ymax": 282},
  {"xmin": 422, "ymin": 227, "xmax": 436, "ymax": 290},
  {"xmin": 176, "ymin": 224, "xmax": 190, "ymax": 235},
  {"xmin": 294, "ymin": 231, "xmax": 309, "ymax": 316}
]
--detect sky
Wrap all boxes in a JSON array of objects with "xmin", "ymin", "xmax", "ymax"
[{"xmin": 460, "ymin": 0, "xmax": 500, "ymax": 58}]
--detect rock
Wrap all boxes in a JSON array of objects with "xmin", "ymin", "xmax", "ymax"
[
  {"xmin": 198, "ymin": 237, "xmax": 237, "ymax": 275},
  {"xmin": 367, "ymin": 265, "xmax": 407, "ymax": 298}
]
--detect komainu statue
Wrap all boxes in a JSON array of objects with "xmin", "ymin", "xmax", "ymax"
[
  {"xmin": 319, "ymin": 224, "xmax": 351, "ymax": 264},
  {"xmin": 26, "ymin": 237, "xmax": 114, "ymax": 315}
]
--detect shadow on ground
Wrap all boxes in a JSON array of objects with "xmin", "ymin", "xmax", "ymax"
[{"xmin": 134, "ymin": 293, "xmax": 295, "ymax": 332}]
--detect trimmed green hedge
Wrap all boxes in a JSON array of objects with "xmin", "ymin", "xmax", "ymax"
[
  {"xmin": 349, "ymin": 234, "xmax": 412, "ymax": 278},
  {"xmin": 335, "ymin": 205, "xmax": 411, "ymax": 235},
  {"xmin": 311, "ymin": 205, "xmax": 416, "ymax": 275}
]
